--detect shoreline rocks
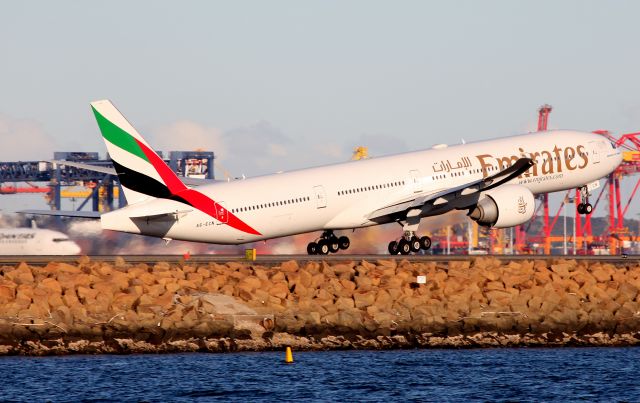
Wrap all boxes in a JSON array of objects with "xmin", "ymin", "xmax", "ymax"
[{"xmin": 1, "ymin": 257, "xmax": 640, "ymax": 355}]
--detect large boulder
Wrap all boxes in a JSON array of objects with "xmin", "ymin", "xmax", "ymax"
[
  {"xmin": 6, "ymin": 263, "xmax": 34, "ymax": 284},
  {"xmin": 269, "ymin": 282, "xmax": 289, "ymax": 300},
  {"xmin": 0, "ymin": 284, "xmax": 15, "ymax": 304},
  {"xmin": 353, "ymin": 291, "xmax": 376, "ymax": 309}
]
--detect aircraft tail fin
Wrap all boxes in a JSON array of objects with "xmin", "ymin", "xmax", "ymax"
[{"xmin": 90, "ymin": 100, "xmax": 188, "ymax": 204}]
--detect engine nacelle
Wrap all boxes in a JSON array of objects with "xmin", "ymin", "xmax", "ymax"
[{"xmin": 468, "ymin": 185, "xmax": 535, "ymax": 228}]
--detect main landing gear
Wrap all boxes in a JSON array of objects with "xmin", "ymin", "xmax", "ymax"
[
  {"xmin": 388, "ymin": 232, "xmax": 431, "ymax": 255},
  {"xmin": 577, "ymin": 186, "xmax": 593, "ymax": 215},
  {"xmin": 307, "ymin": 231, "xmax": 350, "ymax": 255}
]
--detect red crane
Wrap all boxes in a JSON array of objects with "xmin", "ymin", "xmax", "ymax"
[
  {"xmin": 535, "ymin": 105, "xmax": 554, "ymax": 254},
  {"xmin": 594, "ymin": 131, "xmax": 640, "ymax": 253}
]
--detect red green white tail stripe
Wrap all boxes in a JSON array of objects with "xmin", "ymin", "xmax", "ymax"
[{"xmin": 91, "ymin": 100, "xmax": 260, "ymax": 236}]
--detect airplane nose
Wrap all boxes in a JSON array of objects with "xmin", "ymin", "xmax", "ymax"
[
  {"xmin": 615, "ymin": 147, "xmax": 624, "ymax": 166},
  {"xmin": 70, "ymin": 242, "xmax": 82, "ymax": 255}
]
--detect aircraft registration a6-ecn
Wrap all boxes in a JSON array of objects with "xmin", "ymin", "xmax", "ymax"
[{"xmin": 24, "ymin": 100, "xmax": 623, "ymax": 255}]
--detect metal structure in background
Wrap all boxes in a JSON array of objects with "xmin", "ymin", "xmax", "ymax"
[
  {"xmin": 0, "ymin": 150, "xmax": 215, "ymax": 213},
  {"xmin": 591, "ymin": 131, "xmax": 640, "ymax": 253},
  {"xmin": 519, "ymin": 108, "xmax": 640, "ymax": 255},
  {"xmin": 1, "ymin": 108, "xmax": 638, "ymax": 255},
  {"xmin": 424, "ymin": 105, "xmax": 640, "ymax": 255},
  {"xmin": 512, "ymin": 104, "xmax": 554, "ymax": 254},
  {"xmin": 168, "ymin": 151, "xmax": 214, "ymax": 180}
]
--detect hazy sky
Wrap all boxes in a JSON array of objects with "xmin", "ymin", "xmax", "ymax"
[{"xmin": 1, "ymin": 1, "xmax": 640, "ymax": 216}]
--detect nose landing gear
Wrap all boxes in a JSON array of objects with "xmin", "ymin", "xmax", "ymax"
[
  {"xmin": 577, "ymin": 185, "xmax": 593, "ymax": 215},
  {"xmin": 577, "ymin": 203, "xmax": 593, "ymax": 215},
  {"xmin": 307, "ymin": 231, "xmax": 350, "ymax": 255}
]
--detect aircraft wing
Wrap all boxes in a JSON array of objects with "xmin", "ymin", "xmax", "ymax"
[
  {"xmin": 367, "ymin": 157, "xmax": 534, "ymax": 222},
  {"xmin": 49, "ymin": 160, "xmax": 215, "ymax": 187},
  {"xmin": 18, "ymin": 210, "xmax": 101, "ymax": 219}
]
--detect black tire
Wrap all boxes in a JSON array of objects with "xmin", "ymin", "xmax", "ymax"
[
  {"xmin": 577, "ymin": 203, "xmax": 585, "ymax": 214},
  {"xmin": 398, "ymin": 239, "xmax": 411, "ymax": 255},
  {"xmin": 585, "ymin": 203, "xmax": 593, "ymax": 214},
  {"xmin": 329, "ymin": 239, "xmax": 340, "ymax": 253},
  {"xmin": 410, "ymin": 236, "xmax": 421, "ymax": 252},
  {"xmin": 338, "ymin": 236, "xmax": 350, "ymax": 250},
  {"xmin": 420, "ymin": 236, "xmax": 432, "ymax": 250},
  {"xmin": 307, "ymin": 242, "xmax": 317, "ymax": 255},
  {"xmin": 317, "ymin": 240, "xmax": 330, "ymax": 255},
  {"xmin": 388, "ymin": 241, "xmax": 399, "ymax": 255}
]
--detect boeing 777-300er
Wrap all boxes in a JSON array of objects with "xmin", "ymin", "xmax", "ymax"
[{"xmin": 22, "ymin": 100, "xmax": 623, "ymax": 255}]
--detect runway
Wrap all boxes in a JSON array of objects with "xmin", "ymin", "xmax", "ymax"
[{"xmin": 0, "ymin": 254, "xmax": 638, "ymax": 266}]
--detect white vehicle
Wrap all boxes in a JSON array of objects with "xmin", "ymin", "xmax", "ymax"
[
  {"xmin": 0, "ymin": 224, "xmax": 81, "ymax": 255},
  {"xmin": 23, "ymin": 100, "xmax": 623, "ymax": 255}
]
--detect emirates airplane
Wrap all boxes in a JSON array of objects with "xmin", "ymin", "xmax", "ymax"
[{"xmin": 24, "ymin": 100, "xmax": 622, "ymax": 255}]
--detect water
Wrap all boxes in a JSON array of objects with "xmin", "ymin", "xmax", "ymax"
[{"xmin": 1, "ymin": 348, "xmax": 639, "ymax": 402}]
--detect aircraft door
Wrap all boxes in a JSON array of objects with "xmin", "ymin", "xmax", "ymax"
[
  {"xmin": 215, "ymin": 202, "xmax": 229, "ymax": 224},
  {"xmin": 313, "ymin": 185, "xmax": 327, "ymax": 209},
  {"xmin": 409, "ymin": 170, "xmax": 423, "ymax": 193},
  {"xmin": 589, "ymin": 141, "xmax": 602, "ymax": 164}
]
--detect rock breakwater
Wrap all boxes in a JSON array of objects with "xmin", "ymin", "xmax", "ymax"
[{"xmin": 1, "ymin": 256, "xmax": 640, "ymax": 355}]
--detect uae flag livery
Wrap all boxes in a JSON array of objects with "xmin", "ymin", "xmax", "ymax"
[{"xmin": 91, "ymin": 100, "xmax": 260, "ymax": 236}]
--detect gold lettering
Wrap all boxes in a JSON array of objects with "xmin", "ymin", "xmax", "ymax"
[
  {"xmin": 529, "ymin": 151, "xmax": 541, "ymax": 177},
  {"xmin": 497, "ymin": 155, "xmax": 519, "ymax": 169},
  {"xmin": 552, "ymin": 145, "xmax": 563, "ymax": 173},
  {"xmin": 576, "ymin": 145, "xmax": 588, "ymax": 169},
  {"xmin": 475, "ymin": 145, "xmax": 590, "ymax": 180},
  {"xmin": 476, "ymin": 154, "xmax": 494, "ymax": 178},
  {"xmin": 541, "ymin": 150, "xmax": 554, "ymax": 174},
  {"xmin": 518, "ymin": 147, "xmax": 528, "ymax": 158},
  {"xmin": 564, "ymin": 146, "xmax": 577, "ymax": 170}
]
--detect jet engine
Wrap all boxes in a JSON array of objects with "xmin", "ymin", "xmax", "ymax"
[{"xmin": 468, "ymin": 185, "xmax": 535, "ymax": 228}]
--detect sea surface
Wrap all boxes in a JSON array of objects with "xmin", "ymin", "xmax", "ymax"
[{"xmin": 0, "ymin": 347, "xmax": 639, "ymax": 402}]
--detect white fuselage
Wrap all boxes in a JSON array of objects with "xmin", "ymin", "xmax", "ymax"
[
  {"xmin": 0, "ymin": 228, "xmax": 82, "ymax": 255},
  {"xmin": 101, "ymin": 130, "xmax": 622, "ymax": 244}
]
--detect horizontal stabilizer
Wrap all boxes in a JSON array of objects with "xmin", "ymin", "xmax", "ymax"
[
  {"xmin": 18, "ymin": 210, "xmax": 101, "ymax": 219},
  {"xmin": 129, "ymin": 209, "xmax": 192, "ymax": 222},
  {"xmin": 50, "ymin": 160, "xmax": 116, "ymax": 175}
]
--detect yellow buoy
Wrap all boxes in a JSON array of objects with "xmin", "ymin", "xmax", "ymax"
[{"xmin": 285, "ymin": 346, "xmax": 294, "ymax": 363}]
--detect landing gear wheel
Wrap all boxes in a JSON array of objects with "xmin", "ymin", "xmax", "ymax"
[
  {"xmin": 584, "ymin": 203, "xmax": 593, "ymax": 214},
  {"xmin": 419, "ymin": 236, "xmax": 432, "ymax": 250},
  {"xmin": 338, "ymin": 236, "xmax": 350, "ymax": 250},
  {"xmin": 317, "ymin": 240, "xmax": 330, "ymax": 255},
  {"xmin": 410, "ymin": 236, "xmax": 421, "ymax": 252},
  {"xmin": 307, "ymin": 242, "xmax": 318, "ymax": 255},
  {"xmin": 388, "ymin": 241, "xmax": 399, "ymax": 255},
  {"xmin": 309, "ymin": 231, "xmax": 351, "ymax": 254},
  {"xmin": 398, "ymin": 239, "xmax": 411, "ymax": 255},
  {"xmin": 577, "ymin": 203, "xmax": 585, "ymax": 214},
  {"xmin": 329, "ymin": 238, "xmax": 340, "ymax": 253}
]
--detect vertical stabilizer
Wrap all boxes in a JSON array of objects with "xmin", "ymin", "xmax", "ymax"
[
  {"xmin": 91, "ymin": 100, "xmax": 261, "ymax": 236},
  {"xmin": 90, "ymin": 100, "xmax": 187, "ymax": 204}
]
